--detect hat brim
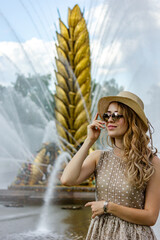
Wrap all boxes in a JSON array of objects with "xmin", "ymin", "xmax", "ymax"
[{"xmin": 98, "ymin": 96, "xmax": 148, "ymax": 132}]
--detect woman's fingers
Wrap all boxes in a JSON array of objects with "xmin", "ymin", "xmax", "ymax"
[
  {"xmin": 85, "ymin": 201, "xmax": 105, "ymax": 219},
  {"xmin": 92, "ymin": 213, "xmax": 96, "ymax": 219},
  {"xmin": 90, "ymin": 121, "xmax": 105, "ymax": 130},
  {"xmin": 94, "ymin": 113, "xmax": 99, "ymax": 121},
  {"xmin": 89, "ymin": 113, "xmax": 105, "ymax": 130},
  {"xmin": 85, "ymin": 202, "xmax": 93, "ymax": 207}
]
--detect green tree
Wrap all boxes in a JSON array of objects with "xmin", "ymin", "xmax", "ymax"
[
  {"xmin": 0, "ymin": 84, "xmax": 7, "ymax": 102},
  {"xmin": 101, "ymin": 78, "xmax": 124, "ymax": 96},
  {"xmin": 91, "ymin": 78, "xmax": 124, "ymax": 101},
  {"xmin": 13, "ymin": 73, "xmax": 55, "ymax": 119}
]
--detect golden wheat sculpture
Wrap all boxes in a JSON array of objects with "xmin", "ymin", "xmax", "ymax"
[{"xmin": 54, "ymin": 4, "xmax": 91, "ymax": 155}]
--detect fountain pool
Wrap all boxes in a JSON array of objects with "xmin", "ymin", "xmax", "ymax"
[{"xmin": 0, "ymin": 203, "xmax": 91, "ymax": 240}]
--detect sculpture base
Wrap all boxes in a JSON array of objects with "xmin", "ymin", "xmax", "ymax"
[{"xmin": 0, "ymin": 185, "xmax": 95, "ymax": 205}]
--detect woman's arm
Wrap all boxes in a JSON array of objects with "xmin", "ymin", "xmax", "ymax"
[
  {"xmin": 61, "ymin": 140, "xmax": 101, "ymax": 186},
  {"xmin": 60, "ymin": 113, "xmax": 105, "ymax": 186},
  {"xmin": 85, "ymin": 156, "xmax": 160, "ymax": 226}
]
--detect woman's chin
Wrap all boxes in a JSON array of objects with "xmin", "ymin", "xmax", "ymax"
[
  {"xmin": 108, "ymin": 133, "xmax": 116, "ymax": 138},
  {"xmin": 108, "ymin": 132, "xmax": 123, "ymax": 139}
]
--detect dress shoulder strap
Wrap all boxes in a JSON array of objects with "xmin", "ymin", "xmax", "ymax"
[{"xmin": 94, "ymin": 150, "xmax": 109, "ymax": 175}]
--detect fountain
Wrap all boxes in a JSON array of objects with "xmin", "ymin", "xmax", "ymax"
[
  {"xmin": 37, "ymin": 152, "xmax": 70, "ymax": 232},
  {"xmin": 0, "ymin": 5, "xmax": 96, "ymax": 205}
]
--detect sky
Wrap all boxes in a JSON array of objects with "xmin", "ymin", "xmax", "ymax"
[{"xmin": 1, "ymin": 0, "xmax": 160, "ymax": 105}]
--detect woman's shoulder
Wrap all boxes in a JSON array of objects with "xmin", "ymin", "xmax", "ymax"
[
  {"xmin": 148, "ymin": 155, "xmax": 160, "ymax": 187},
  {"xmin": 152, "ymin": 155, "xmax": 160, "ymax": 169},
  {"xmin": 89, "ymin": 150, "xmax": 102, "ymax": 160},
  {"xmin": 151, "ymin": 155, "xmax": 160, "ymax": 181},
  {"xmin": 90, "ymin": 149, "xmax": 110, "ymax": 166}
]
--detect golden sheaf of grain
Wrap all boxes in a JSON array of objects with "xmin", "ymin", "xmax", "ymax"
[
  {"xmin": 54, "ymin": 4, "xmax": 91, "ymax": 154},
  {"xmin": 29, "ymin": 148, "xmax": 49, "ymax": 185}
]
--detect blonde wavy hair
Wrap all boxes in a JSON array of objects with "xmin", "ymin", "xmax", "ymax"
[{"xmin": 108, "ymin": 102, "xmax": 157, "ymax": 189}]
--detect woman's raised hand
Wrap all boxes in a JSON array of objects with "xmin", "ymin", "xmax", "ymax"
[{"xmin": 87, "ymin": 113, "xmax": 105, "ymax": 143}]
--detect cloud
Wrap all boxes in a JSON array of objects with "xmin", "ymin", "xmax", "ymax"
[
  {"xmin": 1, "ymin": 0, "xmax": 160, "ymax": 105},
  {"xmin": 90, "ymin": 38, "xmax": 124, "ymax": 80},
  {"xmin": 0, "ymin": 38, "xmax": 56, "ymax": 86},
  {"xmin": 85, "ymin": 2, "xmax": 109, "ymax": 40}
]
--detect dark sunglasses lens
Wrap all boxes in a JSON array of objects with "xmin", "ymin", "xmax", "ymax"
[
  {"xmin": 103, "ymin": 113, "xmax": 123, "ymax": 122},
  {"xmin": 103, "ymin": 113, "xmax": 110, "ymax": 122}
]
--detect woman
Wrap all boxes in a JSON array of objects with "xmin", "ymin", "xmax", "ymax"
[{"xmin": 61, "ymin": 91, "xmax": 160, "ymax": 240}]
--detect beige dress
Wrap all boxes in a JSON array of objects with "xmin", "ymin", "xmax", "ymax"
[{"xmin": 86, "ymin": 150, "xmax": 157, "ymax": 240}]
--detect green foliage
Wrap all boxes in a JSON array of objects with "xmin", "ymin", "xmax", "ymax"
[
  {"xmin": 102, "ymin": 78, "xmax": 124, "ymax": 96},
  {"xmin": 0, "ymin": 84, "xmax": 6, "ymax": 92},
  {"xmin": 91, "ymin": 78, "xmax": 124, "ymax": 101},
  {"xmin": 0, "ymin": 85, "xmax": 7, "ymax": 102},
  {"xmin": 12, "ymin": 73, "xmax": 55, "ymax": 119}
]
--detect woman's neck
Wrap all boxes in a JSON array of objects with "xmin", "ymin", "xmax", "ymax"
[
  {"xmin": 114, "ymin": 139, "xmax": 124, "ymax": 150},
  {"xmin": 114, "ymin": 144, "xmax": 123, "ymax": 150},
  {"xmin": 113, "ymin": 139, "xmax": 124, "ymax": 158}
]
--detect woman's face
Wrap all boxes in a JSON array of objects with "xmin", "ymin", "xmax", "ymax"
[{"xmin": 105, "ymin": 102, "xmax": 128, "ymax": 139}]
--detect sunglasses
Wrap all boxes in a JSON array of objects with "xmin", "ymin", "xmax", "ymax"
[{"xmin": 103, "ymin": 112, "xmax": 124, "ymax": 122}]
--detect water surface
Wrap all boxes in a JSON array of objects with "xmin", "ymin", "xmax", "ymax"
[
  {"xmin": 0, "ymin": 203, "xmax": 159, "ymax": 240},
  {"xmin": 0, "ymin": 203, "xmax": 91, "ymax": 240}
]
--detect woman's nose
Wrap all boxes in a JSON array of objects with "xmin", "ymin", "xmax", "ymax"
[{"xmin": 107, "ymin": 115, "xmax": 114, "ymax": 122}]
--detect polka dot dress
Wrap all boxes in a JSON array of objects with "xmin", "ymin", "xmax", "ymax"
[{"xmin": 86, "ymin": 150, "xmax": 157, "ymax": 240}]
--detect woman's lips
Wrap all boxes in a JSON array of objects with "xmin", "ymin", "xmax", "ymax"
[{"xmin": 107, "ymin": 125, "xmax": 117, "ymax": 130}]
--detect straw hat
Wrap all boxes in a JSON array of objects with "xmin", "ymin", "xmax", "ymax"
[{"xmin": 98, "ymin": 91, "xmax": 148, "ymax": 132}]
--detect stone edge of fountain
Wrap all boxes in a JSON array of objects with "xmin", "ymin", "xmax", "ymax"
[{"xmin": 0, "ymin": 185, "xmax": 95, "ymax": 205}]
